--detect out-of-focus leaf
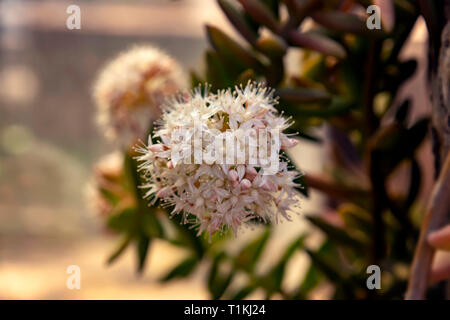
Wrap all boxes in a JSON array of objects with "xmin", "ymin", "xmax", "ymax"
[
  {"xmin": 236, "ymin": 68, "xmax": 257, "ymax": 85},
  {"xmin": 292, "ymin": 240, "xmax": 334, "ymax": 298},
  {"xmin": 136, "ymin": 234, "xmax": 151, "ymax": 273},
  {"xmin": 262, "ymin": 0, "xmax": 279, "ymax": 18},
  {"xmin": 141, "ymin": 208, "xmax": 165, "ymax": 238},
  {"xmin": 218, "ymin": 0, "xmax": 258, "ymax": 44},
  {"xmin": 235, "ymin": 229, "xmax": 271, "ymax": 272},
  {"xmin": 306, "ymin": 215, "xmax": 366, "ymax": 252},
  {"xmin": 338, "ymin": 203, "xmax": 373, "ymax": 237},
  {"xmin": 238, "ymin": 0, "xmax": 280, "ymax": 33},
  {"xmin": 304, "ymin": 248, "xmax": 344, "ymax": 283},
  {"xmin": 283, "ymin": 0, "xmax": 320, "ymax": 19},
  {"xmin": 230, "ymin": 285, "xmax": 256, "ymax": 300},
  {"xmin": 372, "ymin": 0, "xmax": 395, "ymax": 33},
  {"xmin": 170, "ymin": 213, "xmax": 205, "ymax": 258},
  {"xmin": 263, "ymin": 235, "xmax": 306, "ymax": 292},
  {"xmin": 99, "ymin": 187, "xmax": 121, "ymax": 206},
  {"xmin": 190, "ymin": 71, "xmax": 204, "ymax": 88},
  {"xmin": 277, "ymin": 87, "xmax": 331, "ymax": 103},
  {"xmin": 265, "ymin": 56, "xmax": 284, "ymax": 86},
  {"xmin": 107, "ymin": 208, "xmax": 135, "ymax": 232},
  {"xmin": 206, "ymin": 51, "xmax": 234, "ymax": 90},
  {"xmin": 312, "ymin": 11, "xmax": 384, "ymax": 37},
  {"xmin": 161, "ymin": 256, "xmax": 198, "ymax": 282},
  {"xmin": 208, "ymin": 253, "xmax": 234, "ymax": 299},
  {"xmin": 256, "ymin": 33, "xmax": 287, "ymax": 57},
  {"xmin": 206, "ymin": 25, "xmax": 263, "ymax": 72},
  {"xmin": 289, "ymin": 31, "xmax": 347, "ymax": 59},
  {"xmin": 107, "ymin": 234, "xmax": 132, "ymax": 265}
]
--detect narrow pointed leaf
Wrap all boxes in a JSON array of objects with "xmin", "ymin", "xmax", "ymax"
[
  {"xmin": 161, "ymin": 256, "xmax": 198, "ymax": 282},
  {"xmin": 235, "ymin": 229, "xmax": 270, "ymax": 272},
  {"xmin": 304, "ymin": 248, "xmax": 344, "ymax": 283},
  {"xmin": 206, "ymin": 25, "xmax": 263, "ymax": 71},
  {"xmin": 231, "ymin": 285, "xmax": 256, "ymax": 300},
  {"xmin": 137, "ymin": 234, "xmax": 151, "ymax": 273},
  {"xmin": 256, "ymin": 33, "xmax": 287, "ymax": 57},
  {"xmin": 312, "ymin": 11, "xmax": 384, "ymax": 37},
  {"xmin": 107, "ymin": 234, "xmax": 131, "ymax": 265},
  {"xmin": 218, "ymin": 0, "xmax": 258, "ymax": 44},
  {"xmin": 237, "ymin": 0, "xmax": 280, "ymax": 33},
  {"xmin": 289, "ymin": 31, "xmax": 347, "ymax": 59},
  {"xmin": 306, "ymin": 215, "xmax": 366, "ymax": 252}
]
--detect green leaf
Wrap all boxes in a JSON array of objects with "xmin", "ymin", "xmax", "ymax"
[
  {"xmin": 99, "ymin": 187, "xmax": 121, "ymax": 206},
  {"xmin": 170, "ymin": 213, "xmax": 205, "ymax": 258},
  {"xmin": 190, "ymin": 71, "xmax": 204, "ymax": 88},
  {"xmin": 306, "ymin": 215, "xmax": 366, "ymax": 252},
  {"xmin": 106, "ymin": 234, "xmax": 132, "ymax": 265},
  {"xmin": 206, "ymin": 25, "xmax": 263, "ymax": 72},
  {"xmin": 161, "ymin": 256, "xmax": 198, "ymax": 282},
  {"xmin": 263, "ymin": 234, "xmax": 306, "ymax": 292},
  {"xmin": 338, "ymin": 204, "xmax": 373, "ymax": 237},
  {"xmin": 289, "ymin": 31, "xmax": 347, "ymax": 59},
  {"xmin": 206, "ymin": 50, "xmax": 234, "ymax": 90},
  {"xmin": 235, "ymin": 229, "xmax": 270, "ymax": 272},
  {"xmin": 107, "ymin": 208, "xmax": 135, "ymax": 232},
  {"xmin": 230, "ymin": 285, "xmax": 256, "ymax": 300},
  {"xmin": 304, "ymin": 248, "xmax": 344, "ymax": 283},
  {"xmin": 208, "ymin": 253, "xmax": 234, "ymax": 299},
  {"xmin": 141, "ymin": 208, "xmax": 165, "ymax": 238},
  {"xmin": 218, "ymin": 0, "xmax": 258, "ymax": 44},
  {"xmin": 236, "ymin": 68, "xmax": 257, "ymax": 85},
  {"xmin": 256, "ymin": 33, "xmax": 287, "ymax": 57},
  {"xmin": 136, "ymin": 234, "xmax": 151, "ymax": 274}
]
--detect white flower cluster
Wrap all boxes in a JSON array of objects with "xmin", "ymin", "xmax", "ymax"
[
  {"xmin": 136, "ymin": 82, "xmax": 302, "ymax": 235},
  {"xmin": 93, "ymin": 45, "xmax": 185, "ymax": 142}
]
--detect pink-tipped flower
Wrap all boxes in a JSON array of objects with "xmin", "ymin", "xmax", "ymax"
[{"xmin": 136, "ymin": 82, "xmax": 302, "ymax": 236}]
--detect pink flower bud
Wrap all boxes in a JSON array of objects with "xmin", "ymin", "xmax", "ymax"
[
  {"xmin": 228, "ymin": 169, "xmax": 238, "ymax": 182},
  {"xmin": 240, "ymin": 179, "xmax": 252, "ymax": 190},
  {"xmin": 281, "ymin": 138, "xmax": 298, "ymax": 149},
  {"xmin": 149, "ymin": 144, "xmax": 167, "ymax": 153},
  {"xmin": 245, "ymin": 166, "xmax": 258, "ymax": 181}
]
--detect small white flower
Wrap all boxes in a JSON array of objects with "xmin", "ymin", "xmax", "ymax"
[{"xmin": 136, "ymin": 82, "xmax": 302, "ymax": 236}]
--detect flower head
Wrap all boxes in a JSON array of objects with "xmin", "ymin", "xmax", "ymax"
[
  {"xmin": 136, "ymin": 82, "xmax": 302, "ymax": 236},
  {"xmin": 93, "ymin": 45, "xmax": 185, "ymax": 142}
]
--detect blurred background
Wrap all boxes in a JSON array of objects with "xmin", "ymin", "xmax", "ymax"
[{"xmin": 0, "ymin": 0, "xmax": 430, "ymax": 299}]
